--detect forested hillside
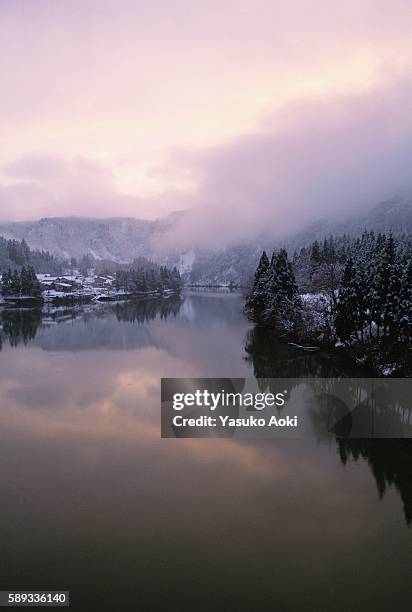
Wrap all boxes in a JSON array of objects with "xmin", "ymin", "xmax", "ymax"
[
  {"xmin": 246, "ymin": 231, "xmax": 412, "ymax": 375},
  {"xmin": 0, "ymin": 199, "xmax": 410, "ymax": 286},
  {"xmin": 115, "ymin": 263, "xmax": 182, "ymax": 294},
  {"xmin": 0, "ymin": 236, "xmax": 63, "ymax": 274}
]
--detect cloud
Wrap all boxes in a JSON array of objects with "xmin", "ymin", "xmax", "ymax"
[
  {"xmin": 0, "ymin": 156, "xmax": 176, "ymax": 221},
  {"xmin": 1, "ymin": 1, "xmax": 412, "ymax": 239},
  {"xmin": 3, "ymin": 74, "xmax": 412, "ymax": 247},
  {"xmin": 156, "ymin": 75, "xmax": 412, "ymax": 249},
  {"xmin": 2, "ymin": 0, "xmax": 412, "ymax": 202}
]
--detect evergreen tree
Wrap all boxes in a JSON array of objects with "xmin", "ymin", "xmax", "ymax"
[
  {"xmin": 352, "ymin": 261, "xmax": 369, "ymax": 343},
  {"xmin": 246, "ymin": 250, "xmax": 270, "ymax": 310},
  {"xmin": 28, "ymin": 266, "xmax": 42, "ymax": 297},
  {"xmin": 398, "ymin": 256, "xmax": 412, "ymax": 342},
  {"xmin": 335, "ymin": 258, "xmax": 358, "ymax": 343},
  {"xmin": 246, "ymin": 229, "xmax": 410, "ymax": 371},
  {"xmin": 309, "ymin": 240, "xmax": 322, "ymax": 281},
  {"xmin": 20, "ymin": 266, "xmax": 30, "ymax": 295},
  {"xmin": 373, "ymin": 233, "xmax": 396, "ymax": 338},
  {"xmin": 140, "ymin": 271, "xmax": 147, "ymax": 292},
  {"xmin": 267, "ymin": 249, "xmax": 298, "ymax": 309},
  {"xmin": 1, "ymin": 268, "xmax": 12, "ymax": 296},
  {"xmin": 10, "ymin": 269, "xmax": 21, "ymax": 295},
  {"xmin": 170, "ymin": 267, "xmax": 182, "ymax": 291},
  {"xmin": 310, "ymin": 241, "xmax": 321, "ymax": 264},
  {"xmin": 256, "ymin": 249, "xmax": 301, "ymax": 334},
  {"xmin": 113, "ymin": 263, "xmax": 181, "ymax": 295}
]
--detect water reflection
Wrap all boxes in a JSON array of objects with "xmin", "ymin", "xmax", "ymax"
[
  {"xmin": 114, "ymin": 297, "xmax": 182, "ymax": 324},
  {"xmin": 0, "ymin": 297, "xmax": 183, "ymax": 352},
  {"xmin": 244, "ymin": 325, "xmax": 361, "ymax": 379},
  {"xmin": 0, "ymin": 309, "xmax": 42, "ymax": 347},
  {"xmin": 338, "ymin": 439, "xmax": 412, "ymax": 526},
  {"xmin": 0, "ymin": 292, "xmax": 411, "ymax": 610},
  {"xmin": 245, "ymin": 321, "xmax": 412, "ymax": 529}
]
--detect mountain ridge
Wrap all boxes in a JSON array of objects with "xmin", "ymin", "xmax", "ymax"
[{"xmin": 0, "ymin": 199, "xmax": 410, "ymax": 284}]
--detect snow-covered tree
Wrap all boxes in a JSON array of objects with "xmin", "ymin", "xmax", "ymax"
[
  {"xmin": 247, "ymin": 248, "xmax": 302, "ymax": 336},
  {"xmin": 246, "ymin": 250, "xmax": 270, "ymax": 310},
  {"xmin": 335, "ymin": 258, "xmax": 359, "ymax": 343},
  {"xmin": 10, "ymin": 269, "xmax": 21, "ymax": 295},
  {"xmin": 398, "ymin": 256, "xmax": 412, "ymax": 343},
  {"xmin": 1, "ymin": 269, "xmax": 12, "ymax": 296}
]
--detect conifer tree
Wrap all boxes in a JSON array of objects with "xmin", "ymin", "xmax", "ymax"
[
  {"xmin": 20, "ymin": 266, "xmax": 30, "ymax": 295},
  {"xmin": 267, "ymin": 249, "xmax": 298, "ymax": 307},
  {"xmin": 264, "ymin": 249, "xmax": 301, "ymax": 334},
  {"xmin": 398, "ymin": 256, "xmax": 412, "ymax": 342},
  {"xmin": 114, "ymin": 263, "xmax": 181, "ymax": 295},
  {"xmin": 373, "ymin": 233, "xmax": 396, "ymax": 338},
  {"xmin": 1, "ymin": 269, "xmax": 12, "ymax": 296},
  {"xmin": 28, "ymin": 266, "xmax": 42, "ymax": 297},
  {"xmin": 335, "ymin": 258, "xmax": 358, "ymax": 343},
  {"xmin": 170, "ymin": 267, "xmax": 182, "ymax": 291},
  {"xmin": 246, "ymin": 250, "xmax": 270, "ymax": 310},
  {"xmin": 10, "ymin": 269, "xmax": 21, "ymax": 296}
]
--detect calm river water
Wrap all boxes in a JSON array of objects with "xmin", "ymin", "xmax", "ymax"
[{"xmin": 0, "ymin": 291, "xmax": 411, "ymax": 611}]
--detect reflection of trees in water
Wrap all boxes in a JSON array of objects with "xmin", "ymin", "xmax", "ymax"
[
  {"xmin": 244, "ymin": 326, "xmax": 356, "ymax": 398},
  {"xmin": 307, "ymin": 383, "xmax": 412, "ymax": 525},
  {"xmin": 0, "ymin": 298, "xmax": 183, "ymax": 349},
  {"xmin": 307, "ymin": 380, "xmax": 412, "ymax": 440},
  {"xmin": 245, "ymin": 324, "xmax": 412, "ymax": 527},
  {"xmin": 114, "ymin": 297, "xmax": 182, "ymax": 324},
  {"xmin": 1, "ymin": 309, "xmax": 42, "ymax": 347},
  {"xmin": 310, "ymin": 385, "xmax": 412, "ymax": 526},
  {"xmin": 338, "ymin": 439, "xmax": 412, "ymax": 526},
  {"xmin": 244, "ymin": 325, "xmax": 353, "ymax": 381}
]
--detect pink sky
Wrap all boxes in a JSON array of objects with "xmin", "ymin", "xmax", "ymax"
[{"xmin": 1, "ymin": 0, "xmax": 412, "ymax": 236}]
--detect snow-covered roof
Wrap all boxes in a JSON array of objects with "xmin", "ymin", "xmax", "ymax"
[{"xmin": 37, "ymin": 275, "xmax": 58, "ymax": 281}]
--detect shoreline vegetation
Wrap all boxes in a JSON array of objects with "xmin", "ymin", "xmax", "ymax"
[
  {"xmin": 245, "ymin": 231, "xmax": 412, "ymax": 377},
  {"xmin": 0, "ymin": 260, "xmax": 183, "ymax": 307},
  {"xmin": 1, "ymin": 229, "xmax": 410, "ymax": 376}
]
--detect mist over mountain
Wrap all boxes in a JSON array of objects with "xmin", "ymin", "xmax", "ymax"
[
  {"xmin": 181, "ymin": 198, "xmax": 412, "ymax": 286},
  {"xmin": 285, "ymin": 196, "xmax": 412, "ymax": 252},
  {"xmin": 0, "ymin": 198, "xmax": 410, "ymax": 285},
  {"xmin": 0, "ymin": 211, "xmax": 186, "ymax": 264}
]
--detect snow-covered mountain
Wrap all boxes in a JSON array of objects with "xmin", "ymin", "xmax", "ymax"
[
  {"xmin": 0, "ymin": 216, "xmax": 153, "ymax": 262},
  {"xmin": 285, "ymin": 196, "xmax": 412, "ymax": 252},
  {"xmin": 0, "ymin": 199, "xmax": 410, "ymax": 285},
  {"xmin": 0, "ymin": 212, "xmax": 186, "ymax": 263},
  {"xmin": 177, "ymin": 198, "xmax": 412, "ymax": 286}
]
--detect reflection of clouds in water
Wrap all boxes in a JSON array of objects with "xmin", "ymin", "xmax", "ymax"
[
  {"xmin": 0, "ymin": 369, "xmax": 406, "ymax": 585},
  {"xmin": 0, "ymin": 346, "xmax": 178, "ymax": 417},
  {"xmin": 0, "ymin": 291, "xmax": 411, "ymax": 602},
  {"xmin": 0, "ymin": 343, "xmax": 287, "ymax": 483},
  {"xmin": 0, "ymin": 294, "xmax": 251, "ymax": 423}
]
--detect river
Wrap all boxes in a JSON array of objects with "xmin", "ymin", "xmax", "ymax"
[{"xmin": 0, "ymin": 291, "xmax": 411, "ymax": 611}]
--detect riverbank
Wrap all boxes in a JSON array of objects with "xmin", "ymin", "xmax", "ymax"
[
  {"xmin": 0, "ymin": 295, "xmax": 43, "ymax": 308},
  {"xmin": 0, "ymin": 288, "xmax": 182, "ymax": 308},
  {"xmin": 246, "ymin": 302, "xmax": 411, "ymax": 378}
]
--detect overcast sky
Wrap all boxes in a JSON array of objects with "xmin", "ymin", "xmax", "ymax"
[{"xmin": 1, "ymin": 0, "xmax": 412, "ymax": 242}]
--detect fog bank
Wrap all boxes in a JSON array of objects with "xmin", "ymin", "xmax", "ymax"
[{"xmin": 156, "ymin": 76, "xmax": 412, "ymax": 250}]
